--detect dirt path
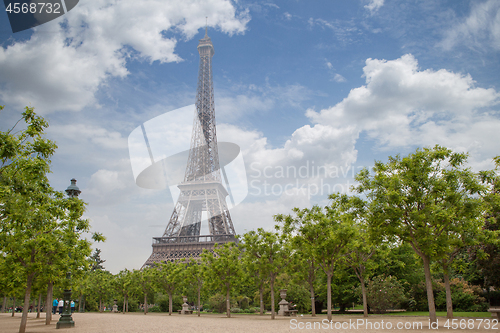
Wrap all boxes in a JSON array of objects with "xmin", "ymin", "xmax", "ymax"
[{"xmin": 0, "ymin": 312, "xmax": 497, "ymax": 333}]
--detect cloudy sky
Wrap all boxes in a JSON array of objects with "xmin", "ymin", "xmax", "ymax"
[{"xmin": 1, "ymin": 0, "xmax": 499, "ymax": 273}]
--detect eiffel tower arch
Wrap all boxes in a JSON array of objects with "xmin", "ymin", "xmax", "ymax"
[{"xmin": 144, "ymin": 29, "xmax": 237, "ymax": 266}]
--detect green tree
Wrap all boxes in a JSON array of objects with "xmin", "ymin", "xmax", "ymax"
[
  {"xmin": 133, "ymin": 267, "xmax": 156, "ymax": 315},
  {"xmin": 240, "ymin": 228, "xmax": 290, "ymax": 319},
  {"xmin": 277, "ymin": 212, "xmax": 320, "ymax": 316},
  {"xmin": 355, "ymin": 145, "xmax": 485, "ymax": 323},
  {"xmin": 114, "ymin": 269, "xmax": 135, "ymax": 313},
  {"xmin": 341, "ymin": 197, "xmax": 380, "ymax": 318},
  {"xmin": 276, "ymin": 194, "xmax": 356, "ymax": 322},
  {"xmin": 285, "ymin": 251, "xmax": 318, "ymax": 316},
  {"xmin": 0, "ymin": 106, "xmax": 103, "ymax": 333},
  {"xmin": 155, "ymin": 261, "xmax": 183, "ymax": 315},
  {"xmin": 184, "ymin": 259, "xmax": 205, "ymax": 316},
  {"xmin": 239, "ymin": 239, "xmax": 269, "ymax": 315},
  {"xmin": 474, "ymin": 156, "xmax": 500, "ymax": 290},
  {"xmin": 89, "ymin": 249, "xmax": 106, "ymax": 271},
  {"xmin": 202, "ymin": 243, "xmax": 242, "ymax": 318},
  {"xmin": 88, "ymin": 270, "xmax": 113, "ymax": 312}
]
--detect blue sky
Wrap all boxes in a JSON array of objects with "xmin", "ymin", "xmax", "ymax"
[{"xmin": 1, "ymin": 0, "xmax": 499, "ymax": 273}]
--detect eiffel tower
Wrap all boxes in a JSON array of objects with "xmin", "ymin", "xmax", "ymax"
[{"xmin": 144, "ymin": 28, "xmax": 236, "ymax": 266}]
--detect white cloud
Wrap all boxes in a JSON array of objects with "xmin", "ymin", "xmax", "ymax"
[
  {"xmin": 440, "ymin": 0, "xmax": 500, "ymax": 51},
  {"xmin": 49, "ymin": 124, "xmax": 128, "ymax": 150},
  {"xmin": 216, "ymin": 93, "xmax": 274, "ymax": 121},
  {"xmin": 86, "ymin": 214, "xmax": 154, "ymax": 273},
  {"xmin": 84, "ymin": 159, "xmax": 142, "ymax": 205},
  {"xmin": 306, "ymin": 54, "xmax": 499, "ymax": 164},
  {"xmin": 283, "ymin": 12, "xmax": 292, "ymax": 20},
  {"xmin": 216, "ymin": 120, "xmax": 358, "ymax": 202},
  {"xmin": 325, "ymin": 60, "xmax": 346, "ymax": 82},
  {"xmin": 216, "ymin": 82, "xmax": 313, "ymax": 120},
  {"xmin": 333, "ymin": 73, "xmax": 346, "ymax": 82},
  {"xmin": 264, "ymin": 3, "xmax": 280, "ymax": 10},
  {"xmin": 308, "ymin": 18, "xmax": 359, "ymax": 44},
  {"xmin": 0, "ymin": 0, "xmax": 250, "ymax": 114},
  {"xmin": 231, "ymin": 188, "xmax": 311, "ymax": 233},
  {"xmin": 364, "ymin": 0, "xmax": 384, "ymax": 15}
]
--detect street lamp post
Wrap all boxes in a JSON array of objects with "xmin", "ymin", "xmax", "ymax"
[{"xmin": 56, "ymin": 179, "xmax": 81, "ymax": 329}]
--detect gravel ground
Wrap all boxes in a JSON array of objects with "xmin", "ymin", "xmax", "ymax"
[{"xmin": 0, "ymin": 312, "xmax": 497, "ymax": 333}]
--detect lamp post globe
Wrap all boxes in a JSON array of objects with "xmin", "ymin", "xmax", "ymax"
[
  {"xmin": 57, "ymin": 179, "xmax": 81, "ymax": 329},
  {"xmin": 65, "ymin": 178, "xmax": 81, "ymax": 198}
]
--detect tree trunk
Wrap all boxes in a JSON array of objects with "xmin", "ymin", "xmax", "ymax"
[
  {"xmin": 45, "ymin": 282, "xmax": 53, "ymax": 324},
  {"xmin": 12, "ymin": 297, "xmax": 15, "ymax": 317},
  {"xmin": 168, "ymin": 292, "xmax": 172, "ymax": 316},
  {"xmin": 422, "ymin": 254, "xmax": 437, "ymax": 323},
  {"xmin": 270, "ymin": 277, "xmax": 275, "ymax": 320},
  {"xmin": 197, "ymin": 286, "xmax": 201, "ymax": 317},
  {"xmin": 443, "ymin": 266, "xmax": 453, "ymax": 319},
  {"xmin": 360, "ymin": 275, "xmax": 368, "ymax": 318},
  {"xmin": 123, "ymin": 296, "xmax": 126, "ymax": 314},
  {"xmin": 309, "ymin": 281, "xmax": 316, "ymax": 316},
  {"xmin": 37, "ymin": 294, "xmax": 42, "ymax": 318},
  {"xmin": 99, "ymin": 297, "xmax": 103, "ymax": 313},
  {"xmin": 259, "ymin": 286, "xmax": 264, "ymax": 316},
  {"xmin": 19, "ymin": 272, "xmax": 35, "ymax": 333},
  {"xmin": 144, "ymin": 294, "xmax": 148, "ymax": 315},
  {"xmin": 226, "ymin": 285, "xmax": 231, "ymax": 318},
  {"xmin": 2, "ymin": 296, "xmax": 6, "ymax": 313},
  {"xmin": 327, "ymin": 271, "xmax": 332, "ymax": 322}
]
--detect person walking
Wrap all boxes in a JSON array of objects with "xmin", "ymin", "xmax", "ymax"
[
  {"xmin": 70, "ymin": 301, "xmax": 75, "ymax": 313},
  {"xmin": 58, "ymin": 299, "xmax": 64, "ymax": 314},
  {"xmin": 52, "ymin": 298, "xmax": 58, "ymax": 314}
]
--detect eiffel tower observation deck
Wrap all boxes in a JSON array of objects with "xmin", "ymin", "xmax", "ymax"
[{"xmin": 144, "ymin": 28, "xmax": 237, "ymax": 266}]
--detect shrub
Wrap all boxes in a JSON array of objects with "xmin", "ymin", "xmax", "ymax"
[
  {"xmin": 435, "ymin": 278, "xmax": 488, "ymax": 312},
  {"xmin": 366, "ymin": 275, "xmax": 407, "ymax": 313},
  {"xmin": 406, "ymin": 280, "xmax": 444, "ymax": 311},
  {"xmin": 148, "ymin": 305, "xmax": 162, "ymax": 312},
  {"xmin": 155, "ymin": 294, "xmax": 182, "ymax": 312},
  {"xmin": 230, "ymin": 307, "xmax": 241, "ymax": 313},
  {"xmin": 208, "ymin": 294, "xmax": 226, "ymax": 313}
]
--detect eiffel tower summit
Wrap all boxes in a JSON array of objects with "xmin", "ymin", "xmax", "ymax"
[{"xmin": 143, "ymin": 28, "xmax": 237, "ymax": 266}]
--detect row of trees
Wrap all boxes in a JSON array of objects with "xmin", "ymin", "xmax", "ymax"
[
  {"xmin": 77, "ymin": 146, "xmax": 498, "ymax": 324},
  {"xmin": 0, "ymin": 107, "xmax": 104, "ymax": 333},
  {"xmin": 1, "ymin": 107, "xmax": 499, "ymax": 330}
]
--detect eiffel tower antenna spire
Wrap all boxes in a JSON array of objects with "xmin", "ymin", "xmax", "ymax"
[
  {"xmin": 144, "ymin": 26, "xmax": 236, "ymax": 266},
  {"xmin": 205, "ymin": 16, "xmax": 208, "ymax": 37}
]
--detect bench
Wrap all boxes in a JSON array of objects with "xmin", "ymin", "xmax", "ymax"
[
  {"xmin": 284, "ymin": 310, "xmax": 298, "ymax": 317},
  {"xmin": 488, "ymin": 308, "xmax": 500, "ymax": 320},
  {"xmin": 178, "ymin": 310, "xmax": 193, "ymax": 314}
]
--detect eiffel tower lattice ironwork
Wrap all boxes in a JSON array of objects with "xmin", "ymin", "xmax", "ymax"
[{"xmin": 144, "ymin": 28, "xmax": 236, "ymax": 266}]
